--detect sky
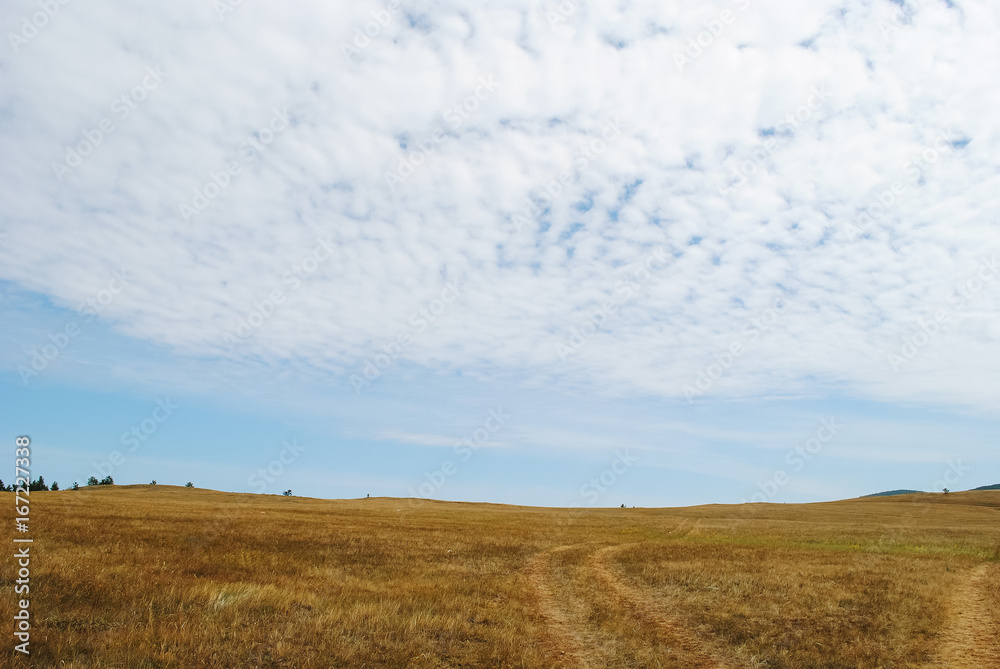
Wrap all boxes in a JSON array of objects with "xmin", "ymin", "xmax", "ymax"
[{"xmin": 1, "ymin": 0, "xmax": 998, "ymax": 507}]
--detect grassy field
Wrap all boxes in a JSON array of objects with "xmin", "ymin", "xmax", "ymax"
[{"xmin": 2, "ymin": 486, "xmax": 998, "ymax": 668}]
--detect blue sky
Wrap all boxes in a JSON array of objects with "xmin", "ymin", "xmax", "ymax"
[{"xmin": 1, "ymin": 0, "xmax": 998, "ymax": 505}]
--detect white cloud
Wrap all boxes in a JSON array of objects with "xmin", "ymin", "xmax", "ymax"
[
  {"xmin": 376, "ymin": 430, "xmax": 460, "ymax": 448},
  {"xmin": 1, "ymin": 0, "xmax": 999, "ymax": 413}
]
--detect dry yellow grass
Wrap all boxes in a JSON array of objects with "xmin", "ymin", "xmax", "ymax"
[{"xmin": 2, "ymin": 486, "xmax": 998, "ymax": 668}]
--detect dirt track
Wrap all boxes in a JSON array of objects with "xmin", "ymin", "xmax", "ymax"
[
  {"xmin": 936, "ymin": 563, "xmax": 1000, "ymax": 668},
  {"xmin": 529, "ymin": 541, "xmax": 998, "ymax": 668},
  {"xmin": 525, "ymin": 545, "xmax": 599, "ymax": 669},
  {"xmin": 527, "ymin": 540, "xmax": 738, "ymax": 668},
  {"xmin": 588, "ymin": 544, "xmax": 736, "ymax": 669}
]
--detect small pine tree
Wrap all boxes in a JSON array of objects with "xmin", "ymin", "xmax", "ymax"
[
  {"xmin": 51, "ymin": 481, "xmax": 60, "ymax": 491},
  {"xmin": 0, "ymin": 479, "xmax": 8, "ymax": 492},
  {"xmin": 29, "ymin": 476, "xmax": 48, "ymax": 491},
  {"xmin": 185, "ymin": 482, "xmax": 194, "ymax": 488},
  {"xmin": 99, "ymin": 476, "xmax": 114, "ymax": 486},
  {"xmin": 283, "ymin": 489, "xmax": 293, "ymax": 496},
  {"xmin": 72, "ymin": 482, "xmax": 80, "ymax": 490},
  {"xmin": 150, "ymin": 480, "xmax": 156, "ymax": 485},
  {"xmin": 87, "ymin": 476, "xmax": 99, "ymax": 486}
]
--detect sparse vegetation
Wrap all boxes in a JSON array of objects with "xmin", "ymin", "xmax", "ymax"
[
  {"xmin": 1, "ymin": 486, "xmax": 997, "ymax": 667},
  {"xmin": 862, "ymin": 489, "xmax": 923, "ymax": 497},
  {"xmin": 973, "ymin": 483, "xmax": 1000, "ymax": 491}
]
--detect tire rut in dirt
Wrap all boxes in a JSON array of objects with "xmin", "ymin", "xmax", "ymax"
[
  {"xmin": 525, "ymin": 545, "xmax": 599, "ymax": 669},
  {"xmin": 587, "ymin": 543, "xmax": 740, "ymax": 669},
  {"xmin": 935, "ymin": 563, "xmax": 1000, "ymax": 668}
]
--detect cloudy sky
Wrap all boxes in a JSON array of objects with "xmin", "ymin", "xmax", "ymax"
[{"xmin": 1, "ymin": 0, "xmax": 998, "ymax": 505}]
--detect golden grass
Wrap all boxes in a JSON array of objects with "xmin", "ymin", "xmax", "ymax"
[{"xmin": 2, "ymin": 486, "xmax": 997, "ymax": 668}]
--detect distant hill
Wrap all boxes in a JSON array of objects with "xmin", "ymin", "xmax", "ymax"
[
  {"xmin": 862, "ymin": 485, "xmax": 999, "ymax": 497},
  {"xmin": 862, "ymin": 489, "xmax": 923, "ymax": 497}
]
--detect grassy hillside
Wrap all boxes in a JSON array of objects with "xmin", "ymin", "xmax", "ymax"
[
  {"xmin": 3, "ymin": 486, "xmax": 999, "ymax": 668},
  {"xmin": 862, "ymin": 484, "xmax": 1000, "ymax": 496},
  {"xmin": 862, "ymin": 488, "xmax": 923, "ymax": 497}
]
